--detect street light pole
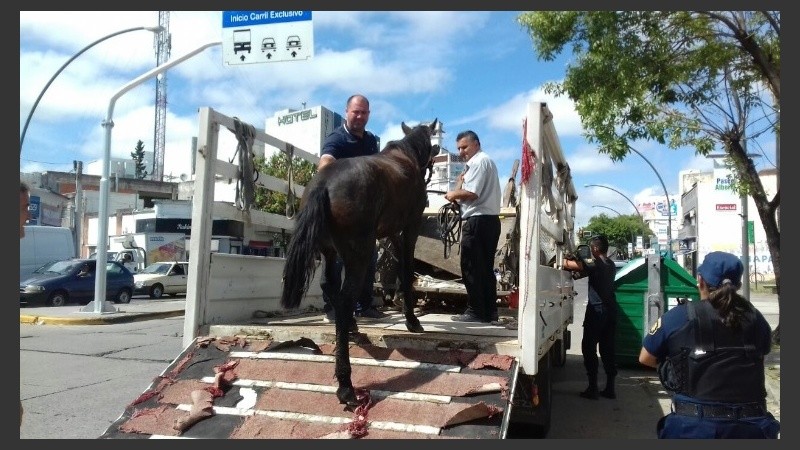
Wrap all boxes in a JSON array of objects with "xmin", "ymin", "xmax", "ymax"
[
  {"xmin": 627, "ymin": 146, "xmax": 673, "ymax": 259},
  {"xmin": 20, "ymin": 25, "xmax": 164, "ymax": 153},
  {"xmin": 84, "ymin": 40, "xmax": 222, "ymax": 314},
  {"xmin": 584, "ymin": 184, "xmax": 642, "ymax": 217},
  {"xmin": 585, "ymin": 184, "xmax": 644, "ymax": 255}
]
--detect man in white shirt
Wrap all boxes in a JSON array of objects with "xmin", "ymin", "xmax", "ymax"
[{"xmin": 444, "ymin": 130, "xmax": 502, "ymax": 323}]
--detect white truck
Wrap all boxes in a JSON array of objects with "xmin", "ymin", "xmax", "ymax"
[
  {"xmin": 101, "ymin": 102, "xmax": 580, "ymax": 439},
  {"xmin": 107, "ymin": 232, "xmax": 187, "ymax": 273}
]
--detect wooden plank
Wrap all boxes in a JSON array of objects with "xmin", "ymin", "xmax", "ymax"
[{"xmin": 415, "ymin": 235, "xmax": 461, "ymax": 277}]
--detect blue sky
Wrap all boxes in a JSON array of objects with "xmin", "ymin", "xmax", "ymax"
[{"xmin": 19, "ymin": 11, "xmax": 778, "ymax": 229}]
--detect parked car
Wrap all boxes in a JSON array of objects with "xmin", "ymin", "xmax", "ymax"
[
  {"xmin": 133, "ymin": 261, "xmax": 189, "ymax": 299},
  {"xmin": 32, "ymin": 259, "xmax": 69, "ymax": 275},
  {"xmin": 20, "ymin": 259, "xmax": 134, "ymax": 307}
]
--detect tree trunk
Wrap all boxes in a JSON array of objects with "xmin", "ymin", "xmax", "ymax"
[{"xmin": 729, "ymin": 140, "xmax": 780, "ymax": 344}]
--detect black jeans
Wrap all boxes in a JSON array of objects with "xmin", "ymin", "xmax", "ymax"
[
  {"xmin": 582, "ymin": 302, "xmax": 618, "ymax": 382},
  {"xmin": 460, "ymin": 215, "xmax": 501, "ymax": 321}
]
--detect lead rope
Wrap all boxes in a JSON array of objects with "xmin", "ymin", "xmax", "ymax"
[
  {"xmin": 231, "ymin": 117, "xmax": 256, "ymax": 212},
  {"xmin": 438, "ymin": 202, "xmax": 462, "ymax": 259}
]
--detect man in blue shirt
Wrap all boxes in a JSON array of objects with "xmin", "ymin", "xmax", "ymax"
[{"xmin": 318, "ymin": 94, "xmax": 387, "ymax": 322}]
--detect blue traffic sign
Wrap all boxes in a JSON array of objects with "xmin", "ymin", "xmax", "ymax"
[{"xmin": 222, "ymin": 11, "xmax": 311, "ymax": 28}]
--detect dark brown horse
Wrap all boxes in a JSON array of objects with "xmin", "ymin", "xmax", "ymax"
[{"xmin": 280, "ymin": 120, "xmax": 440, "ymax": 406}]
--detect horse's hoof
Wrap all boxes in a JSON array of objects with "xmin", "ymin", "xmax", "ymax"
[
  {"xmin": 336, "ymin": 386, "xmax": 358, "ymax": 407},
  {"xmin": 405, "ymin": 320, "xmax": 424, "ymax": 333}
]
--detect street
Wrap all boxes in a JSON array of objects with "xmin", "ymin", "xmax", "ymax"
[{"xmin": 20, "ymin": 302, "xmax": 185, "ymax": 439}]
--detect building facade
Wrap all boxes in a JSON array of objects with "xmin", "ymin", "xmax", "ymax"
[
  {"xmin": 677, "ymin": 162, "xmax": 777, "ymax": 279},
  {"xmin": 635, "ymin": 194, "xmax": 680, "ymax": 252}
]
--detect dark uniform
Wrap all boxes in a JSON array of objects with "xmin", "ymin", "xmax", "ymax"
[
  {"xmin": 582, "ymin": 256, "xmax": 618, "ymax": 391},
  {"xmin": 319, "ymin": 124, "xmax": 380, "ymax": 315},
  {"xmin": 643, "ymin": 300, "xmax": 779, "ymax": 438}
]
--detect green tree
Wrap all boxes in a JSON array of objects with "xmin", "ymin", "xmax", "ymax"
[
  {"xmin": 518, "ymin": 11, "xmax": 780, "ymax": 342},
  {"xmin": 253, "ymin": 152, "xmax": 316, "ymax": 217},
  {"xmin": 130, "ymin": 140, "xmax": 148, "ymax": 180},
  {"xmin": 582, "ymin": 213, "xmax": 652, "ymax": 259}
]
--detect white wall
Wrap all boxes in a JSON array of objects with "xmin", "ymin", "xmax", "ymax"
[{"xmin": 692, "ymin": 166, "xmax": 777, "ymax": 277}]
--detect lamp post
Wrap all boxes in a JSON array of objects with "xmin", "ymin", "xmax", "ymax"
[
  {"xmin": 20, "ymin": 25, "xmax": 164, "ymax": 153},
  {"xmin": 592, "ymin": 204, "xmax": 636, "ymax": 258},
  {"xmin": 584, "ymin": 184, "xmax": 642, "ymax": 217},
  {"xmin": 627, "ymin": 146, "xmax": 673, "ymax": 259},
  {"xmin": 585, "ymin": 184, "xmax": 644, "ymax": 253},
  {"xmin": 84, "ymin": 40, "xmax": 222, "ymax": 314}
]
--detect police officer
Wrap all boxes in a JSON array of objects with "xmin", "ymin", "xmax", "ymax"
[
  {"xmin": 639, "ymin": 251, "xmax": 780, "ymax": 438},
  {"xmin": 563, "ymin": 234, "xmax": 618, "ymax": 399}
]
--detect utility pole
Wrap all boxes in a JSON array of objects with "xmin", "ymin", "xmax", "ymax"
[{"xmin": 74, "ymin": 160, "xmax": 83, "ymax": 257}]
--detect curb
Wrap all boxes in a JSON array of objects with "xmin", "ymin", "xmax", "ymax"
[
  {"xmin": 765, "ymin": 364, "xmax": 781, "ymax": 418},
  {"xmin": 19, "ymin": 310, "xmax": 184, "ymax": 326}
]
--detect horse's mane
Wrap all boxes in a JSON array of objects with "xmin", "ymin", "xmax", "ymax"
[{"xmin": 382, "ymin": 124, "xmax": 432, "ymax": 170}]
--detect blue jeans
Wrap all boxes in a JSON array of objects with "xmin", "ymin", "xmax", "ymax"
[{"xmin": 320, "ymin": 251, "xmax": 377, "ymax": 314}]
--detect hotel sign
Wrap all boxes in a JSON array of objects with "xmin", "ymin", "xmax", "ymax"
[{"xmin": 278, "ymin": 109, "xmax": 318, "ymax": 125}]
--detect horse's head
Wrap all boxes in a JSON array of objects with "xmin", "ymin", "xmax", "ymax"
[{"xmin": 401, "ymin": 119, "xmax": 440, "ymax": 178}]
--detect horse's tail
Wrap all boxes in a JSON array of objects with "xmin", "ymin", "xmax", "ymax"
[{"xmin": 280, "ymin": 186, "xmax": 329, "ymax": 309}]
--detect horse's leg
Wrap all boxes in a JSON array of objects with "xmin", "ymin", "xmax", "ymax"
[
  {"xmin": 333, "ymin": 292, "xmax": 358, "ymax": 406},
  {"xmin": 323, "ymin": 249, "xmax": 356, "ymax": 333},
  {"xmin": 396, "ymin": 231, "xmax": 424, "ymax": 333},
  {"xmin": 332, "ymin": 246, "xmax": 370, "ymax": 406}
]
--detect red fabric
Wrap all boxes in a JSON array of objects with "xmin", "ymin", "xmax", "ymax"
[{"xmin": 520, "ymin": 118, "xmax": 535, "ymax": 186}]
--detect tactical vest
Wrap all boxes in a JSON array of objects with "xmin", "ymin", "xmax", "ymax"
[{"xmin": 657, "ymin": 301, "xmax": 767, "ymax": 403}]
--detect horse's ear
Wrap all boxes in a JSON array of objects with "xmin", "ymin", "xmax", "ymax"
[{"xmin": 401, "ymin": 122, "xmax": 412, "ymax": 135}]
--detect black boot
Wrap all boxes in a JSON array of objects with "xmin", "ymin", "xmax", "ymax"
[
  {"xmin": 579, "ymin": 386, "xmax": 599, "ymax": 400},
  {"xmin": 579, "ymin": 374, "xmax": 599, "ymax": 400},
  {"xmin": 601, "ymin": 376, "xmax": 616, "ymax": 399}
]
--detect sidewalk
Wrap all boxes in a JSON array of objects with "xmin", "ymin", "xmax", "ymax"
[{"xmin": 19, "ymin": 299, "xmax": 186, "ymax": 325}]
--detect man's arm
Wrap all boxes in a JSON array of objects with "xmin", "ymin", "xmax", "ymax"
[
  {"xmin": 318, "ymin": 154, "xmax": 336, "ymax": 170},
  {"xmin": 444, "ymin": 188, "xmax": 477, "ymax": 203}
]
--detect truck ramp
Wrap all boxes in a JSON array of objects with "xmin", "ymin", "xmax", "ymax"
[{"xmin": 100, "ymin": 313, "xmax": 518, "ymax": 439}]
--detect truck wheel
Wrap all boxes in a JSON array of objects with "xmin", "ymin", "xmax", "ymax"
[
  {"xmin": 149, "ymin": 284, "xmax": 165, "ymax": 299},
  {"xmin": 48, "ymin": 290, "xmax": 68, "ymax": 307},
  {"xmin": 115, "ymin": 288, "xmax": 132, "ymax": 304},
  {"xmin": 508, "ymin": 351, "xmax": 552, "ymax": 438}
]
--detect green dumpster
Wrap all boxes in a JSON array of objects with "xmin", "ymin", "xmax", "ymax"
[{"xmin": 613, "ymin": 255, "xmax": 700, "ymax": 367}]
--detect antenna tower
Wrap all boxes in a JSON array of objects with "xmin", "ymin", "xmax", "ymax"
[{"xmin": 152, "ymin": 11, "xmax": 171, "ymax": 181}]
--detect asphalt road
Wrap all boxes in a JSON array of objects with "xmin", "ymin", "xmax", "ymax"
[{"xmin": 20, "ymin": 304, "xmax": 186, "ymax": 439}]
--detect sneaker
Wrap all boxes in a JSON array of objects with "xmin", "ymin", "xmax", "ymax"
[
  {"xmin": 450, "ymin": 313, "xmax": 485, "ymax": 323},
  {"xmin": 323, "ymin": 309, "xmax": 336, "ymax": 323},
  {"xmin": 355, "ymin": 307, "xmax": 388, "ymax": 320}
]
